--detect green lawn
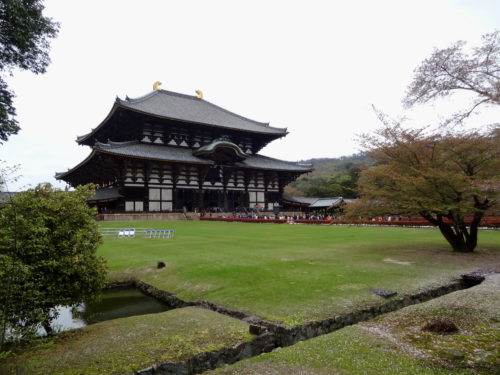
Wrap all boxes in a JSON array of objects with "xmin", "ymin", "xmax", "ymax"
[
  {"xmin": 207, "ymin": 274, "xmax": 500, "ymax": 375},
  {"xmin": 2, "ymin": 307, "xmax": 252, "ymax": 375},
  {"xmin": 3, "ymin": 222, "xmax": 499, "ymax": 375},
  {"xmin": 98, "ymin": 222, "xmax": 500, "ymax": 325}
]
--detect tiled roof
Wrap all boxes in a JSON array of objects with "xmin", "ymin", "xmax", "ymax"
[
  {"xmin": 95, "ymin": 141, "xmax": 212, "ymax": 165},
  {"xmin": 88, "ymin": 187, "xmax": 123, "ymax": 202},
  {"xmin": 282, "ymin": 194, "xmax": 318, "ymax": 205},
  {"xmin": 309, "ymin": 197, "xmax": 344, "ymax": 208},
  {"xmin": 118, "ymin": 90, "xmax": 287, "ymax": 135},
  {"xmin": 240, "ymin": 155, "xmax": 312, "ymax": 171},
  {"xmin": 56, "ymin": 141, "xmax": 313, "ymax": 180},
  {"xmin": 283, "ymin": 195, "xmax": 347, "ymax": 209}
]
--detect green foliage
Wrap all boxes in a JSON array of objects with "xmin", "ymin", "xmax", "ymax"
[
  {"xmin": 287, "ymin": 153, "xmax": 372, "ymax": 197},
  {"xmin": 301, "ymin": 167, "xmax": 361, "ymax": 198},
  {"xmin": 0, "ymin": 0, "xmax": 59, "ymax": 143},
  {"xmin": 0, "ymin": 184, "xmax": 106, "ymax": 348},
  {"xmin": 0, "ymin": 78, "xmax": 17, "ymax": 143}
]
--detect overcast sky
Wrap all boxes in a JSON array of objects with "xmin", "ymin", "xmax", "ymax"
[{"xmin": 2, "ymin": 0, "xmax": 500, "ymax": 190}]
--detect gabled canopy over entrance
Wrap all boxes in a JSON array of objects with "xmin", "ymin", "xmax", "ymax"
[{"xmin": 193, "ymin": 140, "xmax": 247, "ymax": 163}]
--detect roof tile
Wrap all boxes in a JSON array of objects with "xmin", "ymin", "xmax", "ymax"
[{"xmin": 117, "ymin": 90, "xmax": 287, "ymax": 135}]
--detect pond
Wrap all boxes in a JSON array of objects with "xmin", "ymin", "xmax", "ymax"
[{"xmin": 49, "ymin": 287, "xmax": 171, "ymax": 333}]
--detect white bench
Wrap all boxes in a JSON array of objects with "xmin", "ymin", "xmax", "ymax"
[{"xmin": 118, "ymin": 228, "xmax": 136, "ymax": 238}]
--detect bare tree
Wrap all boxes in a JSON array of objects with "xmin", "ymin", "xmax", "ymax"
[
  {"xmin": 0, "ymin": 159, "xmax": 19, "ymax": 191},
  {"xmin": 404, "ymin": 30, "xmax": 499, "ymax": 123}
]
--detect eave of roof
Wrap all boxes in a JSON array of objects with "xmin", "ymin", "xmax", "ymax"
[
  {"xmin": 94, "ymin": 141, "xmax": 214, "ymax": 165},
  {"xmin": 239, "ymin": 153, "xmax": 313, "ymax": 172},
  {"xmin": 88, "ymin": 187, "xmax": 123, "ymax": 202},
  {"xmin": 57, "ymin": 141, "xmax": 313, "ymax": 181},
  {"xmin": 77, "ymin": 89, "xmax": 288, "ymax": 144},
  {"xmin": 282, "ymin": 196, "xmax": 347, "ymax": 209},
  {"xmin": 308, "ymin": 197, "xmax": 344, "ymax": 208},
  {"xmin": 55, "ymin": 149, "xmax": 98, "ymax": 180}
]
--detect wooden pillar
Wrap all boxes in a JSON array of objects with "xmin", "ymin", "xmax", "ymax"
[
  {"xmin": 144, "ymin": 160, "xmax": 150, "ymax": 212},
  {"xmin": 277, "ymin": 173, "xmax": 286, "ymax": 203},
  {"xmin": 172, "ymin": 164, "xmax": 179, "ymax": 210},
  {"xmin": 244, "ymin": 170, "xmax": 251, "ymax": 207},
  {"xmin": 117, "ymin": 158, "xmax": 127, "ymax": 212},
  {"xmin": 221, "ymin": 166, "xmax": 230, "ymax": 211},
  {"xmin": 197, "ymin": 166, "xmax": 209, "ymax": 211},
  {"xmin": 223, "ymin": 187, "xmax": 228, "ymax": 211},
  {"xmin": 264, "ymin": 172, "xmax": 270, "ymax": 211}
]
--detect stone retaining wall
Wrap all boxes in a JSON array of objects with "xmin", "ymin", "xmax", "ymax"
[
  {"xmin": 135, "ymin": 333, "xmax": 276, "ymax": 375},
  {"xmin": 103, "ymin": 272, "xmax": 487, "ymax": 375},
  {"xmin": 266, "ymin": 281, "xmax": 466, "ymax": 347},
  {"xmin": 135, "ymin": 280, "xmax": 192, "ymax": 309}
]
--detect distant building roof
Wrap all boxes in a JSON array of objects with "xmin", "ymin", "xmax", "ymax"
[
  {"xmin": 77, "ymin": 89, "xmax": 288, "ymax": 144},
  {"xmin": 282, "ymin": 195, "xmax": 318, "ymax": 205},
  {"xmin": 283, "ymin": 195, "xmax": 354, "ymax": 210},
  {"xmin": 309, "ymin": 197, "xmax": 344, "ymax": 208}
]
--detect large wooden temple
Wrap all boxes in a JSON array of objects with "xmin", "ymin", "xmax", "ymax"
[{"xmin": 56, "ymin": 86, "xmax": 313, "ymax": 213}]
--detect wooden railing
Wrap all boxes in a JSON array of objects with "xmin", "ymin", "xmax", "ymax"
[{"xmin": 200, "ymin": 216, "xmax": 500, "ymax": 228}]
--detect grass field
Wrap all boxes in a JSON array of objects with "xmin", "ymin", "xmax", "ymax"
[
  {"xmin": 2, "ymin": 307, "xmax": 252, "ymax": 375},
  {"xmin": 207, "ymin": 274, "xmax": 500, "ymax": 375},
  {"xmin": 3, "ymin": 222, "xmax": 499, "ymax": 375},
  {"xmin": 98, "ymin": 221, "xmax": 500, "ymax": 325}
]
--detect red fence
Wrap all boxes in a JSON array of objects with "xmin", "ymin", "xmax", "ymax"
[
  {"xmin": 201, "ymin": 217, "xmax": 287, "ymax": 224},
  {"xmin": 200, "ymin": 216, "xmax": 500, "ymax": 228}
]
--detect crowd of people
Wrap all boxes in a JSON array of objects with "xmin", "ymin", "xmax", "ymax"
[{"xmin": 202, "ymin": 208, "xmax": 335, "ymax": 221}]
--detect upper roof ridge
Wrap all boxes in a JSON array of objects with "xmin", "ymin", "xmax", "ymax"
[
  {"xmin": 78, "ymin": 88, "xmax": 288, "ymax": 145},
  {"xmin": 116, "ymin": 90, "xmax": 158, "ymax": 105},
  {"xmin": 121, "ymin": 89, "xmax": 277, "ymax": 128}
]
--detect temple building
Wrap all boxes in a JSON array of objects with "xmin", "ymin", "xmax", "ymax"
[{"xmin": 56, "ymin": 86, "xmax": 313, "ymax": 213}]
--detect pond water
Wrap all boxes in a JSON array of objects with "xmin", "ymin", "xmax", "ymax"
[{"xmin": 49, "ymin": 287, "xmax": 171, "ymax": 333}]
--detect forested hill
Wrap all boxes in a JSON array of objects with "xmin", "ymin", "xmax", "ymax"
[{"xmin": 286, "ymin": 153, "xmax": 374, "ymax": 198}]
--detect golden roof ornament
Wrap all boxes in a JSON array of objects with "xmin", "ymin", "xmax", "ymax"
[
  {"xmin": 153, "ymin": 81, "xmax": 162, "ymax": 91},
  {"xmin": 195, "ymin": 90, "xmax": 203, "ymax": 99}
]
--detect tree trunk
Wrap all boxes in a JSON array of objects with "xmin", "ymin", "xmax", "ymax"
[
  {"xmin": 421, "ymin": 213, "xmax": 476, "ymax": 252},
  {"xmin": 436, "ymin": 222, "xmax": 473, "ymax": 252},
  {"xmin": 464, "ymin": 211, "xmax": 484, "ymax": 251}
]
